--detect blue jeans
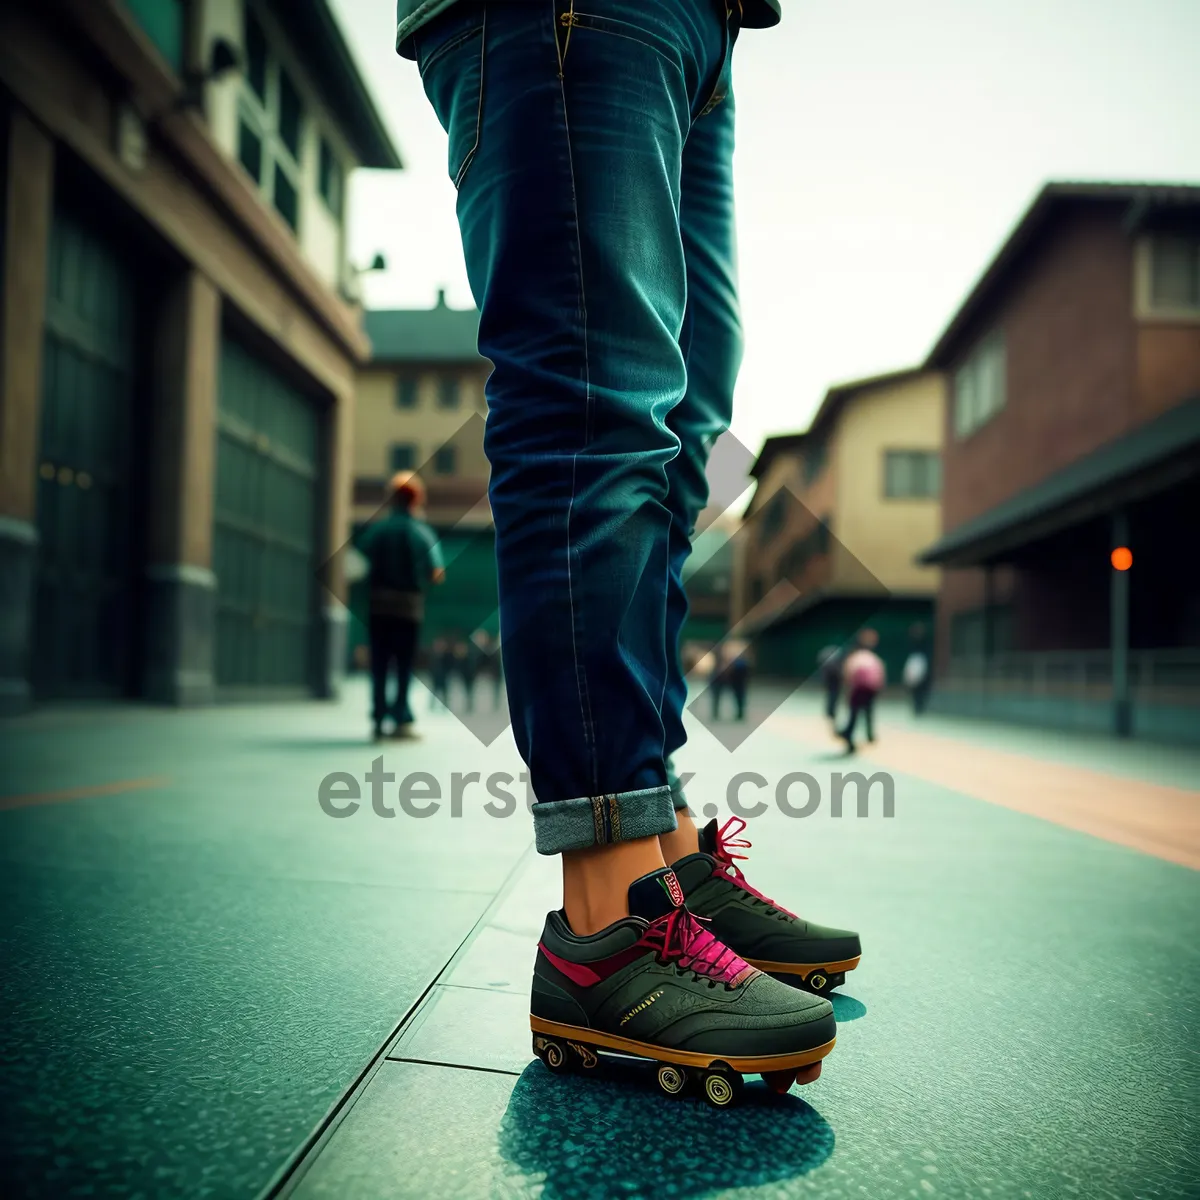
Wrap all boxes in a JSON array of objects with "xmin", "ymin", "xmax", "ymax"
[{"xmin": 414, "ymin": 0, "xmax": 741, "ymax": 853}]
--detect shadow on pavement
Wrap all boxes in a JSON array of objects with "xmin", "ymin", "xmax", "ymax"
[
  {"xmin": 498, "ymin": 1059, "xmax": 834, "ymax": 1198},
  {"xmin": 830, "ymin": 993, "xmax": 867, "ymax": 1022}
]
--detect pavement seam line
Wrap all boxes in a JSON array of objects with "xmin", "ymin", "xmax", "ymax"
[{"xmin": 258, "ymin": 840, "xmax": 537, "ymax": 1200}]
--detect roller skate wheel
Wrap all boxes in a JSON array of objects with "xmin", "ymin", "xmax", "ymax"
[
  {"xmin": 701, "ymin": 1069, "xmax": 740, "ymax": 1108},
  {"xmin": 656, "ymin": 1063, "xmax": 688, "ymax": 1096},
  {"xmin": 535, "ymin": 1036, "xmax": 570, "ymax": 1073}
]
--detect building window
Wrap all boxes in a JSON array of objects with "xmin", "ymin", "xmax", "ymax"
[
  {"xmin": 272, "ymin": 163, "xmax": 298, "ymax": 231},
  {"xmin": 1149, "ymin": 236, "xmax": 1200, "ymax": 312},
  {"xmin": 434, "ymin": 445, "xmax": 457, "ymax": 475},
  {"xmin": 750, "ymin": 577, "xmax": 765, "ymax": 605},
  {"xmin": 438, "ymin": 376, "xmax": 460, "ymax": 409},
  {"xmin": 391, "ymin": 443, "xmax": 416, "ymax": 472},
  {"xmin": 245, "ymin": 10, "xmax": 268, "ymax": 100},
  {"xmin": 319, "ymin": 138, "xmax": 344, "ymax": 219},
  {"xmin": 125, "ymin": 0, "xmax": 185, "ymax": 72},
  {"xmin": 803, "ymin": 437, "xmax": 827, "ymax": 485},
  {"xmin": 954, "ymin": 329, "xmax": 1005, "ymax": 439},
  {"xmin": 238, "ymin": 120, "xmax": 263, "ymax": 183},
  {"xmin": 758, "ymin": 490, "xmax": 788, "ymax": 545},
  {"xmin": 237, "ymin": 8, "xmax": 305, "ymax": 235},
  {"xmin": 884, "ymin": 450, "xmax": 942, "ymax": 499},
  {"xmin": 396, "ymin": 376, "xmax": 419, "ymax": 409}
]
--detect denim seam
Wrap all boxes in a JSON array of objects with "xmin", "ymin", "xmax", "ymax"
[
  {"xmin": 453, "ymin": 9, "xmax": 486, "ymax": 188},
  {"xmin": 563, "ymin": 15, "xmax": 687, "ymax": 84},
  {"xmin": 556, "ymin": 13, "xmax": 599, "ymax": 793}
]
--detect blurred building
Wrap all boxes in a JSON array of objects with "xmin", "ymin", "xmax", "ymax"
[
  {"xmin": 918, "ymin": 182, "xmax": 1200, "ymax": 741},
  {"xmin": 737, "ymin": 369, "xmax": 945, "ymax": 684},
  {"xmin": 0, "ymin": 0, "xmax": 400, "ymax": 712},
  {"xmin": 349, "ymin": 300, "xmax": 737, "ymax": 663}
]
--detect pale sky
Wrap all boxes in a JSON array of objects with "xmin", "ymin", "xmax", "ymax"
[{"xmin": 332, "ymin": 0, "xmax": 1200, "ymax": 457}]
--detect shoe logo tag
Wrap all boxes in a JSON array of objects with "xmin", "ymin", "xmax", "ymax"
[
  {"xmin": 661, "ymin": 870, "xmax": 685, "ymax": 908},
  {"xmin": 620, "ymin": 989, "xmax": 664, "ymax": 1025}
]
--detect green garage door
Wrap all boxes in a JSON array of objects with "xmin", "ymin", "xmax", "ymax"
[
  {"xmin": 213, "ymin": 337, "xmax": 321, "ymax": 691},
  {"xmin": 33, "ymin": 209, "xmax": 138, "ymax": 697}
]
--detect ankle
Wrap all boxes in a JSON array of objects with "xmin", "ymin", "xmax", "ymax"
[
  {"xmin": 658, "ymin": 810, "xmax": 700, "ymax": 865},
  {"xmin": 562, "ymin": 836, "xmax": 666, "ymax": 936}
]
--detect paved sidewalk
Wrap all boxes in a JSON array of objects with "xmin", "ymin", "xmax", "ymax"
[
  {"xmin": 0, "ymin": 682, "xmax": 532, "ymax": 1198},
  {"xmin": 277, "ymin": 690, "xmax": 1200, "ymax": 1200},
  {"xmin": 2, "ymin": 683, "xmax": 1197, "ymax": 1198}
]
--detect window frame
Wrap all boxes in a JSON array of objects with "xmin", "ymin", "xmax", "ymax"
[
  {"xmin": 395, "ymin": 376, "xmax": 419, "ymax": 410},
  {"xmin": 236, "ymin": 8, "xmax": 305, "ymax": 235},
  {"xmin": 318, "ymin": 136, "xmax": 345, "ymax": 220},
  {"xmin": 437, "ymin": 375, "xmax": 461, "ymax": 410},
  {"xmin": 953, "ymin": 329, "xmax": 1006, "ymax": 440},
  {"xmin": 390, "ymin": 443, "xmax": 417, "ymax": 472},
  {"xmin": 883, "ymin": 449, "xmax": 942, "ymax": 500}
]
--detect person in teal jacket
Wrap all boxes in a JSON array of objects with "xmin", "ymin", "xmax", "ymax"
[{"xmin": 353, "ymin": 471, "xmax": 444, "ymax": 740}]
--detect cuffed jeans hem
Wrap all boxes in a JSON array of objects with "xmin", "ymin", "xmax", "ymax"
[{"xmin": 533, "ymin": 785, "xmax": 678, "ymax": 855}]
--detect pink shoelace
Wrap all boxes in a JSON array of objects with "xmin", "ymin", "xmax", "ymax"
[
  {"xmin": 641, "ymin": 906, "xmax": 754, "ymax": 988},
  {"xmin": 712, "ymin": 816, "xmax": 798, "ymax": 918}
]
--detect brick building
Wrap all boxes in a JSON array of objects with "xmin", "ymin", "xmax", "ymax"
[{"xmin": 919, "ymin": 183, "xmax": 1200, "ymax": 740}]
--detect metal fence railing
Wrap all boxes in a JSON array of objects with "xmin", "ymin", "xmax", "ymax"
[{"xmin": 941, "ymin": 648, "xmax": 1200, "ymax": 707}]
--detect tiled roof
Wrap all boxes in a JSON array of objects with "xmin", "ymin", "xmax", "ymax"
[{"xmin": 364, "ymin": 295, "xmax": 488, "ymax": 364}]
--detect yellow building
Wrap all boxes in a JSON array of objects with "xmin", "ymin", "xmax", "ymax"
[{"xmin": 738, "ymin": 368, "xmax": 945, "ymax": 680}]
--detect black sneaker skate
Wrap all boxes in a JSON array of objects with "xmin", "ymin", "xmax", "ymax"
[
  {"xmin": 530, "ymin": 866, "xmax": 836, "ymax": 1106},
  {"xmin": 672, "ymin": 817, "xmax": 862, "ymax": 995}
]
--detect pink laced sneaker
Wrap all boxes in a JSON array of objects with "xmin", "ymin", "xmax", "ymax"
[
  {"xmin": 710, "ymin": 816, "xmax": 799, "ymax": 918},
  {"xmin": 640, "ymin": 905, "xmax": 757, "ymax": 988}
]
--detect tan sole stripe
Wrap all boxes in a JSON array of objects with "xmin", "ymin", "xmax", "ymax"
[
  {"xmin": 530, "ymin": 1015, "xmax": 836, "ymax": 1073},
  {"xmin": 745, "ymin": 955, "xmax": 861, "ymax": 977}
]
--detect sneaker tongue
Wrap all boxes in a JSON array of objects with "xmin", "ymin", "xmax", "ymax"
[
  {"xmin": 698, "ymin": 818, "xmax": 719, "ymax": 857},
  {"xmin": 627, "ymin": 867, "xmax": 686, "ymax": 921}
]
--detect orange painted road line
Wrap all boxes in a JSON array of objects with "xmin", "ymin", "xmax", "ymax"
[
  {"xmin": 0, "ymin": 775, "xmax": 172, "ymax": 812},
  {"xmin": 768, "ymin": 713, "xmax": 1200, "ymax": 872}
]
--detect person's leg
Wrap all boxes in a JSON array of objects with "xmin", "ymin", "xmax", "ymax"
[
  {"xmin": 368, "ymin": 617, "xmax": 389, "ymax": 736},
  {"xmin": 658, "ymin": 80, "xmax": 741, "ymax": 862},
  {"xmin": 416, "ymin": 0, "xmax": 731, "ymax": 930},
  {"xmin": 393, "ymin": 619, "xmax": 420, "ymax": 727},
  {"xmin": 865, "ymin": 693, "xmax": 876, "ymax": 742},
  {"xmin": 839, "ymin": 695, "xmax": 860, "ymax": 747},
  {"xmin": 733, "ymin": 665, "xmax": 747, "ymax": 720}
]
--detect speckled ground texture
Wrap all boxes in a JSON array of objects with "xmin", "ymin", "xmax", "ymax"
[{"xmin": 2, "ymin": 682, "xmax": 1198, "ymax": 1200}]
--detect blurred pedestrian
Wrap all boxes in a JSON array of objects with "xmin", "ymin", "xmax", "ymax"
[
  {"xmin": 429, "ymin": 636, "xmax": 452, "ymax": 710},
  {"xmin": 838, "ymin": 629, "xmax": 886, "ymax": 753},
  {"xmin": 709, "ymin": 643, "xmax": 727, "ymax": 721},
  {"xmin": 903, "ymin": 622, "xmax": 932, "ymax": 716},
  {"xmin": 453, "ymin": 638, "xmax": 478, "ymax": 712},
  {"xmin": 817, "ymin": 644, "xmax": 846, "ymax": 724},
  {"xmin": 352, "ymin": 471, "xmax": 445, "ymax": 741},
  {"xmin": 725, "ymin": 637, "xmax": 752, "ymax": 721}
]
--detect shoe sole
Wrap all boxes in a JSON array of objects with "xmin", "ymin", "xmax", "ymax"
[
  {"xmin": 744, "ymin": 954, "xmax": 861, "ymax": 995},
  {"xmin": 529, "ymin": 1015, "xmax": 836, "ymax": 1074}
]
